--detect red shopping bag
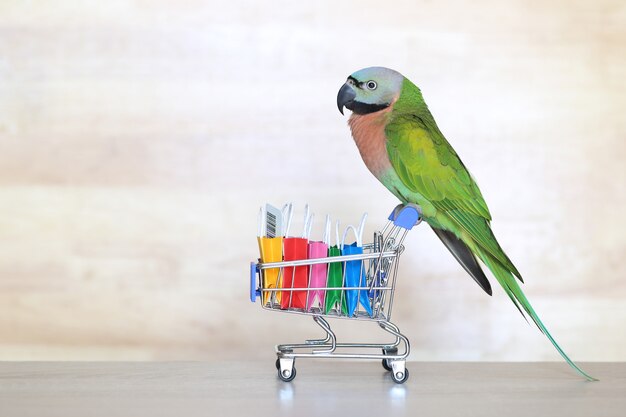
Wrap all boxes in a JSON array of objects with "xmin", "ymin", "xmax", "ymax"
[{"xmin": 280, "ymin": 237, "xmax": 309, "ymax": 309}]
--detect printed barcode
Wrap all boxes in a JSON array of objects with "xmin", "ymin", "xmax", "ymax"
[{"xmin": 266, "ymin": 212, "xmax": 277, "ymax": 238}]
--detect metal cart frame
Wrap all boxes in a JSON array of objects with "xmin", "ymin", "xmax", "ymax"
[{"xmin": 250, "ymin": 204, "xmax": 421, "ymax": 383}]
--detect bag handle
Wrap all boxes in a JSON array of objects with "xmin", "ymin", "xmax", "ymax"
[
  {"xmin": 341, "ymin": 212, "xmax": 367, "ymax": 248},
  {"xmin": 282, "ymin": 202, "xmax": 294, "ymax": 237},
  {"xmin": 341, "ymin": 225, "xmax": 358, "ymax": 250},
  {"xmin": 257, "ymin": 206, "xmax": 264, "ymax": 237},
  {"xmin": 357, "ymin": 212, "xmax": 367, "ymax": 246},
  {"xmin": 322, "ymin": 215, "xmax": 331, "ymax": 246},
  {"xmin": 304, "ymin": 213, "xmax": 314, "ymax": 239}
]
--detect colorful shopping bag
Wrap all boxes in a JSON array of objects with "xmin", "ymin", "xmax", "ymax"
[
  {"xmin": 280, "ymin": 237, "xmax": 309, "ymax": 309},
  {"xmin": 342, "ymin": 241, "xmax": 373, "ymax": 317},
  {"xmin": 306, "ymin": 241, "xmax": 328, "ymax": 311},
  {"xmin": 324, "ymin": 245, "xmax": 347, "ymax": 315},
  {"xmin": 257, "ymin": 237, "xmax": 283, "ymax": 305}
]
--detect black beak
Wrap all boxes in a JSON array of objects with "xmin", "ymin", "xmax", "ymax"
[{"xmin": 337, "ymin": 83, "xmax": 356, "ymax": 115}]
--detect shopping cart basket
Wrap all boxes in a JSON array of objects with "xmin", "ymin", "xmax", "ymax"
[{"xmin": 249, "ymin": 204, "xmax": 422, "ymax": 383}]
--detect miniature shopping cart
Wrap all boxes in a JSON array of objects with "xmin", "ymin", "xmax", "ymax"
[{"xmin": 249, "ymin": 204, "xmax": 421, "ymax": 384}]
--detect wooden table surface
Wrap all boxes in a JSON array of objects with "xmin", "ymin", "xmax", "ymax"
[{"xmin": 0, "ymin": 362, "xmax": 623, "ymax": 417}]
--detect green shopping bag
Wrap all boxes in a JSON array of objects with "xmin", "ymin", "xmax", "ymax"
[{"xmin": 324, "ymin": 244, "xmax": 347, "ymax": 315}]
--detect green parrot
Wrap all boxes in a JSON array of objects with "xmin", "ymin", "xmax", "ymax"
[{"xmin": 337, "ymin": 66, "xmax": 595, "ymax": 381}]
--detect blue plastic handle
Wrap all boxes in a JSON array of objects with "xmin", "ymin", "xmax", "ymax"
[
  {"xmin": 387, "ymin": 204, "xmax": 404, "ymax": 222},
  {"xmin": 387, "ymin": 204, "xmax": 421, "ymax": 230},
  {"xmin": 250, "ymin": 262, "xmax": 260, "ymax": 302}
]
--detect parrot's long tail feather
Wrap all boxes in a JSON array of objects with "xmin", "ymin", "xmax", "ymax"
[{"xmin": 475, "ymin": 247, "xmax": 597, "ymax": 381}]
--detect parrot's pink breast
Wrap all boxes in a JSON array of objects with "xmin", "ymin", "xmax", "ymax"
[{"xmin": 348, "ymin": 107, "xmax": 393, "ymax": 179}]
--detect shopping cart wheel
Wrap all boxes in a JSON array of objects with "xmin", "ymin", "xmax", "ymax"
[
  {"xmin": 275, "ymin": 358, "xmax": 280, "ymax": 370},
  {"xmin": 391, "ymin": 368, "xmax": 409, "ymax": 384},
  {"xmin": 277, "ymin": 366, "xmax": 297, "ymax": 382},
  {"xmin": 381, "ymin": 348, "xmax": 398, "ymax": 372}
]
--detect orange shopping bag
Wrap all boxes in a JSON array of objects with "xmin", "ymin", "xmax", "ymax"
[
  {"xmin": 257, "ymin": 236, "xmax": 283, "ymax": 305},
  {"xmin": 256, "ymin": 204, "xmax": 287, "ymax": 305}
]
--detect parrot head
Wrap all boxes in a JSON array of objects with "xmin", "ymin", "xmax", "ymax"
[{"xmin": 337, "ymin": 67, "xmax": 404, "ymax": 115}]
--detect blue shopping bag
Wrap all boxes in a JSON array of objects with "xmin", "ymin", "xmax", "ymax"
[
  {"xmin": 341, "ymin": 215, "xmax": 372, "ymax": 317},
  {"xmin": 342, "ymin": 242, "xmax": 372, "ymax": 317}
]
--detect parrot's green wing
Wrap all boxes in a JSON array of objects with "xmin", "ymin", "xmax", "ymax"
[{"xmin": 385, "ymin": 114, "xmax": 521, "ymax": 280}]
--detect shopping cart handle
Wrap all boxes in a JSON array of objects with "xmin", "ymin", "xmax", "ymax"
[
  {"xmin": 250, "ymin": 262, "xmax": 260, "ymax": 302},
  {"xmin": 388, "ymin": 204, "xmax": 422, "ymax": 230}
]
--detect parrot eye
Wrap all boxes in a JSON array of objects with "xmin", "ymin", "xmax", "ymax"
[{"xmin": 366, "ymin": 81, "xmax": 377, "ymax": 90}]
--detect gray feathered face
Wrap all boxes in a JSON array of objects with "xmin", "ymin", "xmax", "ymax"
[{"xmin": 337, "ymin": 67, "xmax": 404, "ymax": 115}]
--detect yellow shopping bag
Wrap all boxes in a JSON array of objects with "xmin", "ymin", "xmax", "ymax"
[{"xmin": 257, "ymin": 236, "xmax": 283, "ymax": 305}]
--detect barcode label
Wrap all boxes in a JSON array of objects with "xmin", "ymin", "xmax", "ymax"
[
  {"xmin": 266, "ymin": 212, "xmax": 277, "ymax": 237},
  {"xmin": 265, "ymin": 204, "xmax": 282, "ymax": 238}
]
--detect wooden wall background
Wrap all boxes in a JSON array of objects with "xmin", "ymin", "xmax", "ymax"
[{"xmin": 0, "ymin": 0, "xmax": 624, "ymax": 361}]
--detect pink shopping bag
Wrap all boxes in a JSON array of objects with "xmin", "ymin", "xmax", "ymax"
[{"xmin": 306, "ymin": 241, "xmax": 329, "ymax": 311}]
